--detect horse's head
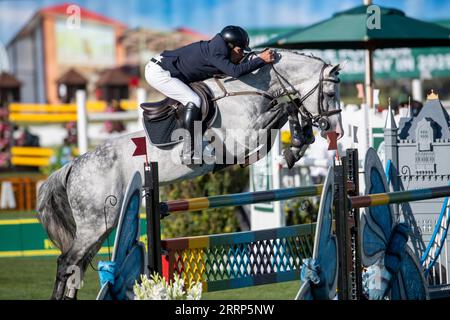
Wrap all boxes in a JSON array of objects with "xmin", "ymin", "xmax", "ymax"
[
  {"xmin": 270, "ymin": 51, "xmax": 344, "ymax": 140},
  {"xmin": 317, "ymin": 64, "xmax": 343, "ymax": 140}
]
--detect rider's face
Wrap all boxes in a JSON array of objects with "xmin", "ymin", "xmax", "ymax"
[{"xmin": 230, "ymin": 46, "xmax": 244, "ymax": 63}]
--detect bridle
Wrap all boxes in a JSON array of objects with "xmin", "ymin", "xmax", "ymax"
[
  {"xmin": 212, "ymin": 53, "xmax": 341, "ymax": 131},
  {"xmin": 270, "ymin": 61, "xmax": 341, "ymax": 130}
]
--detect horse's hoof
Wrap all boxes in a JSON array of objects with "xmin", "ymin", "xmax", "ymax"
[{"xmin": 283, "ymin": 149, "xmax": 295, "ymax": 170}]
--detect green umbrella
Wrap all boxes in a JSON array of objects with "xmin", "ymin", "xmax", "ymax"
[{"xmin": 260, "ymin": 5, "xmax": 450, "ymax": 50}]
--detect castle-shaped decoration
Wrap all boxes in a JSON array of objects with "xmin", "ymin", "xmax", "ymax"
[
  {"xmin": 384, "ymin": 90, "xmax": 450, "ymax": 277},
  {"xmin": 393, "ymin": 90, "xmax": 450, "ymax": 179}
]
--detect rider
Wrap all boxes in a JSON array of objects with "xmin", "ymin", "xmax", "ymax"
[{"xmin": 145, "ymin": 25, "xmax": 275, "ymax": 163}]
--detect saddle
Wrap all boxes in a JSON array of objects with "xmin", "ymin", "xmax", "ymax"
[{"xmin": 140, "ymin": 82, "xmax": 218, "ymax": 146}]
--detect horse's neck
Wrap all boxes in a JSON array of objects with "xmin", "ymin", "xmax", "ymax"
[{"xmin": 204, "ymin": 52, "xmax": 323, "ymax": 109}]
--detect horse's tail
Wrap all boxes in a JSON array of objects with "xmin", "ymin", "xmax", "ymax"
[{"xmin": 37, "ymin": 162, "xmax": 76, "ymax": 254}]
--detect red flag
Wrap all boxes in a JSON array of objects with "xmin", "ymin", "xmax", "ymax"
[
  {"xmin": 326, "ymin": 131, "xmax": 338, "ymax": 151},
  {"xmin": 131, "ymin": 137, "xmax": 147, "ymax": 157}
]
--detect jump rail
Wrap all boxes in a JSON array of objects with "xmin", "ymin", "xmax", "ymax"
[
  {"xmin": 349, "ymin": 185, "xmax": 450, "ymax": 208},
  {"xmin": 160, "ymin": 184, "xmax": 324, "ymax": 215},
  {"xmin": 161, "ymin": 223, "xmax": 316, "ymax": 292}
]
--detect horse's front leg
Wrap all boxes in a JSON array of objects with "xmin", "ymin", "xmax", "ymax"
[{"xmin": 283, "ymin": 111, "xmax": 315, "ymax": 169}]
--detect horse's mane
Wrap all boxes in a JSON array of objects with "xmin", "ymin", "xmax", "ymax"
[
  {"xmin": 272, "ymin": 49, "xmax": 329, "ymax": 66},
  {"xmin": 294, "ymin": 51, "xmax": 329, "ymax": 64}
]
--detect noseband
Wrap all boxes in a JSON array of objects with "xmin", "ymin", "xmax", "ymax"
[{"xmin": 271, "ymin": 62, "xmax": 341, "ymax": 131}]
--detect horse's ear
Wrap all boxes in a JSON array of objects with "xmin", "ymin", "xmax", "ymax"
[
  {"xmin": 330, "ymin": 64, "xmax": 341, "ymax": 75},
  {"xmin": 331, "ymin": 60, "xmax": 348, "ymax": 75}
]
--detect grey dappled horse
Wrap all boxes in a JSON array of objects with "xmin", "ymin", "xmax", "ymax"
[{"xmin": 38, "ymin": 50, "xmax": 343, "ymax": 299}]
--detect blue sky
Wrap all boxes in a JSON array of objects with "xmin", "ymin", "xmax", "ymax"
[{"xmin": 1, "ymin": 0, "xmax": 449, "ymax": 44}]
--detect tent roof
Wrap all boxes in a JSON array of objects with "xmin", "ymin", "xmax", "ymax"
[
  {"xmin": 57, "ymin": 68, "xmax": 88, "ymax": 85},
  {"xmin": 97, "ymin": 68, "xmax": 130, "ymax": 86},
  {"xmin": 0, "ymin": 72, "xmax": 21, "ymax": 88}
]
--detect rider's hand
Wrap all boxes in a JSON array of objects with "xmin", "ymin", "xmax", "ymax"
[{"xmin": 258, "ymin": 49, "xmax": 275, "ymax": 63}]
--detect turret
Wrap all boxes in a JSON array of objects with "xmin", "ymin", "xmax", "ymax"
[{"xmin": 384, "ymin": 97, "xmax": 399, "ymax": 191}]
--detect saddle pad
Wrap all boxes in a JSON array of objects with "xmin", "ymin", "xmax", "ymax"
[{"xmin": 143, "ymin": 112, "xmax": 183, "ymax": 146}]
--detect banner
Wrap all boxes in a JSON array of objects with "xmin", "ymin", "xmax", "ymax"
[
  {"xmin": 302, "ymin": 47, "xmax": 450, "ymax": 81},
  {"xmin": 55, "ymin": 18, "xmax": 116, "ymax": 67}
]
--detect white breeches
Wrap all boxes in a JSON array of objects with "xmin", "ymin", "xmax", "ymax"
[{"xmin": 145, "ymin": 56, "xmax": 201, "ymax": 108}]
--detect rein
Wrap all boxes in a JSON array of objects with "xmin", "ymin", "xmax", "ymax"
[
  {"xmin": 211, "ymin": 54, "xmax": 341, "ymax": 130},
  {"xmin": 211, "ymin": 78, "xmax": 273, "ymax": 101}
]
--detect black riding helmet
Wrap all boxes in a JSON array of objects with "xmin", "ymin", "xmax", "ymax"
[{"xmin": 220, "ymin": 26, "xmax": 251, "ymax": 52}]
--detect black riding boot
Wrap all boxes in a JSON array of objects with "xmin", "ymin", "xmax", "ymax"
[{"xmin": 181, "ymin": 102, "xmax": 202, "ymax": 164}]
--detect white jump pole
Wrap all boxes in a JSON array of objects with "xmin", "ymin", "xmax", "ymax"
[
  {"xmin": 76, "ymin": 90, "xmax": 88, "ymax": 155},
  {"xmin": 250, "ymin": 130, "xmax": 284, "ymax": 230},
  {"xmin": 412, "ymin": 79, "xmax": 423, "ymax": 102},
  {"xmin": 271, "ymin": 131, "xmax": 283, "ymax": 228},
  {"xmin": 136, "ymin": 88, "xmax": 146, "ymax": 130}
]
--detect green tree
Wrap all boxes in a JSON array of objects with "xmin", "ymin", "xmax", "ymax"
[
  {"xmin": 284, "ymin": 198, "xmax": 318, "ymax": 226},
  {"xmin": 160, "ymin": 166, "xmax": 249, "ymax": 239}
]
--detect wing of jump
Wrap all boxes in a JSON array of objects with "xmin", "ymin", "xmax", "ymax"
[
  {"xmin": 97, "ymin": 171, "xmax": 146, "ymax": 300},
  {"xmin": 296, "ymin": 166, "xmax": 338, "ymax": 300},
  {"xmin": 296, "ymin": 281, "xmax": 314, "ymax": 300},
  {"xmin": 360, "ymin": 148, "xmax": 395, "ymax": 267},
  {"xmin": 361, "ymin": 148, "xmax": 428, "ymax": 300},
  {"xmin": 391, "ymin": 246, "xmax": 429, "ymax": 300}
]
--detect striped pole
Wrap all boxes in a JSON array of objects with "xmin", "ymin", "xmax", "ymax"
[
  {"xmin": 160, "ymin": 184, "xmax": 324, "ymax": 215},
  {"xmin": 350, "ymin": 185, "xmax": 450, "ymax": 209}
]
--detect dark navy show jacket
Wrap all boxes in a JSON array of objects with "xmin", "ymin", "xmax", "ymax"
[{"xmin": 160, "ymin": 34, "xmax": 265, "ymax": 83}]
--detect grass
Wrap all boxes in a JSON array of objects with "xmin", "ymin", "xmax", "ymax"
[
  {"xmin": 0, "ymin": 257, "xmax": 300, "ymax": 300},
  {"xmin": 202, "ymin": 281, "xmax": 300, "ymax": 300},
  {"xmin": 0, "ymin": 257, "xmax": 102, "ymax": 300}
]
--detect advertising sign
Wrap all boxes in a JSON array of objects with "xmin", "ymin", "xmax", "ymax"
[{"xmin": 56, "ymin": 18, "xmax": 116, "ymax": 67}]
